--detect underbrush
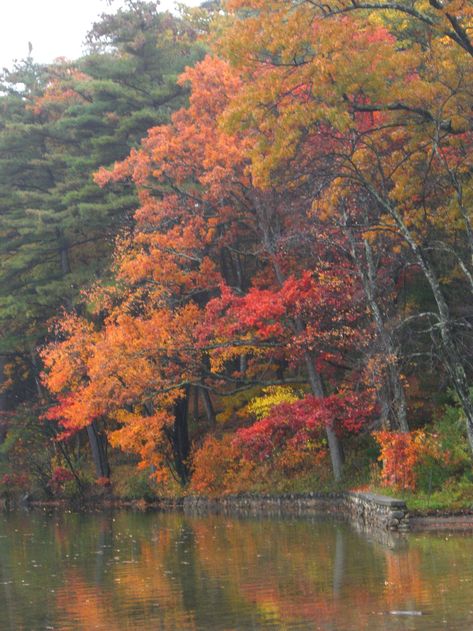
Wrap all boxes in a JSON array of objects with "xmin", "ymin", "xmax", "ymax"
[
  {"xmin": 363, "ymin": 400, "xmax": 473, "ymax": 513},
  {"xmin": 368, "ymin": 477, "xmax": 473, "ymax": 513}
]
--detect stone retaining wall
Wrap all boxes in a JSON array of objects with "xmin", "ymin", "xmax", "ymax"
[
  {"xmin": 182, "ymin": 493, "xmax": 341, "ymax": 518},
  {"xmin": 6, "ymin": 491, "xmax": 410, "ymax": 532},
  {"xmin": 342, "ymin": 492, "xmax": 410, "ymax": 532},
  {"xmin": 181, "ymin": 491, "xmax": 410, "ymax": 532}
]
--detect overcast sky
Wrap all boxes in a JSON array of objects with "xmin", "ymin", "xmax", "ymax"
[{"xmin": 0, "ymin": 0, "xmax": 201, "ymax": 69}]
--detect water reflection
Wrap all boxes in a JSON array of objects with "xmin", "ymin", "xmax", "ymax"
[{"xmin": 0, "ymin": 510, "xmax": 472, "ymax": 630}]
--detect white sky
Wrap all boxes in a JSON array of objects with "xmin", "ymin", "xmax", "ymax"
[{"xmin": 0, "ymin": 0, "xmax": 202, "ymax": 69}]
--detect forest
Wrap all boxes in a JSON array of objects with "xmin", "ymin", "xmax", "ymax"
[{"xmin": 1, "ymin": 0, "xmax": 473, "ymax": 509}]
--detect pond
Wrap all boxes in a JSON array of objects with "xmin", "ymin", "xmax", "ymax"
[{"xmin": 0, "ymin": 510, "xmax": 472, "ymax": 630}]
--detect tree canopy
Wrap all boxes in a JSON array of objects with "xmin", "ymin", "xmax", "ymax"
[{"xmin": 2, "ymin": 0, "xmax": 473, "ymax": 499}]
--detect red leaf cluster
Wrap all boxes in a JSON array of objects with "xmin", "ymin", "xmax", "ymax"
[{"xmin": 235, "ymin": 392, "xmax": 375, "ymax": 461}]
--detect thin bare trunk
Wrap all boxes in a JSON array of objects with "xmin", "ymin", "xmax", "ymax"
[
  {"xmin": 343, "ymin": 213, "xmax": 408, "ymax": 431},
  {"xmin": 305, "ymin": 350, "xmax": 344, "ymax": 481},
  {"xmin": 199, "ymin": 386, "xmax": 216, "ymax": 426},
  {"xmin": 369, "ymin": 187, "xmax": 473, "ymax": 450},
  {"xmin": 361, "ymin": 237, "xmax": 408, "ymax": 432},
  {"xmin": 86, "ymin": 421, "xmax": 110, "ymax": 479}
]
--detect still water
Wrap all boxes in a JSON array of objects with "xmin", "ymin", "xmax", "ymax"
[{"xmin": 0, "ymin": 510, "xmax": 472, "ymax": 630}]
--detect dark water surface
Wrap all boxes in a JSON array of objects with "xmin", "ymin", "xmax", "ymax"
[{"xmin": 0, "ymin": 510, "xmax": 472, "ymax": 630}]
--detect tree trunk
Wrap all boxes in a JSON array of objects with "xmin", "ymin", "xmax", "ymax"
[
  {"xmin": 370, "ymin": 188, "xmax": 473, "ymax": 450},
  {"xmin": 378, "ymin": 384, "xmax": 391, "ymax": 429},
  {"xmin": 172, "ymin": 388, "xmax": 191, "ymax": 486},
  {"xmin": 86, "ymin": 421, "xmax": 110, "ymax": 479},
  {"xmin": 199, "ymin": 387, "xmax": 216, "ymax": 427},
  {"xmin": 344, "ymin": 217, "xmax": 408, "ymax": 432},
  {"xmin": 362, "ymin": 237, "xmax": 408, "ymax": 432},
  {"xmin": 304, "ymin": 351, "xmax": 344, "ymax": 481},
  {"xmin": 30, "ymin": 349, "xmax": 44, "ymax": 399}
]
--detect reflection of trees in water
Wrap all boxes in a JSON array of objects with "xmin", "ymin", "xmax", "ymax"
[
  {"xmin": 3, "ymin": 512, "xmax": 473, "ymax": 629},
  {"xmin": 1, "ymin": 559, "xmax": 16, "ymax": 630},
  {"xmin": 181, "ymin": 517, "xmax": 385, "ymax": 627},
  {"xmin": 333, "ymin": 527, "xmax": 345, "ymax": 599}
]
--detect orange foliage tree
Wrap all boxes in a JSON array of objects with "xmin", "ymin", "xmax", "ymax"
[
  {"xmin": 42, "ymin": 51, "xmax": 378, "ymax": 485},
  {"xmin": 374, "ymin": 430, "xmax": 443, "ymax": 491}
]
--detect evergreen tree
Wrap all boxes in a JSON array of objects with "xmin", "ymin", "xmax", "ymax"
[
  {"xmin": 0, "ymin": 1, "xmax": 204, "ymax": 472},
  {"xmin": 0, "ymin": 1, "xmax": 203, "ymax": 359}
]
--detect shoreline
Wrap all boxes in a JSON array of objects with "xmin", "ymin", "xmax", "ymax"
[{"xmin": 4, "ymin": 491, "xmax": 473, "ymax": 532}]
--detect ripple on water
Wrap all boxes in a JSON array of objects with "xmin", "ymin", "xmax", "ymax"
[{"xmin": 0, "ymin": 512, "xmax": 473, "ymax": 630}]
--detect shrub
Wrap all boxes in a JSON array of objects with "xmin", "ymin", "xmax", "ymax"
[
  {"xmin": 0, "ymin": 472, "xmax": 30, "ymax": 500},
  {"xmin": 117, "ymin": 469, "xmax": 158, "ymax": 501},
  {"xmin": 373, "ymin": 431, "xmax": 431, "ymax": 491},
  {"xmin": 190, "ymin": 435, "xmax": 260, "ymax": 495}
]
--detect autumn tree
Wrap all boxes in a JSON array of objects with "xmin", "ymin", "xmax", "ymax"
[
  {"xmin": 41, "ymin": 51, "xmax": 380, "ymax": 484},
  {"xmin": 218, "ymin": 0, "xmax": 473, "ymax": 450}
]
